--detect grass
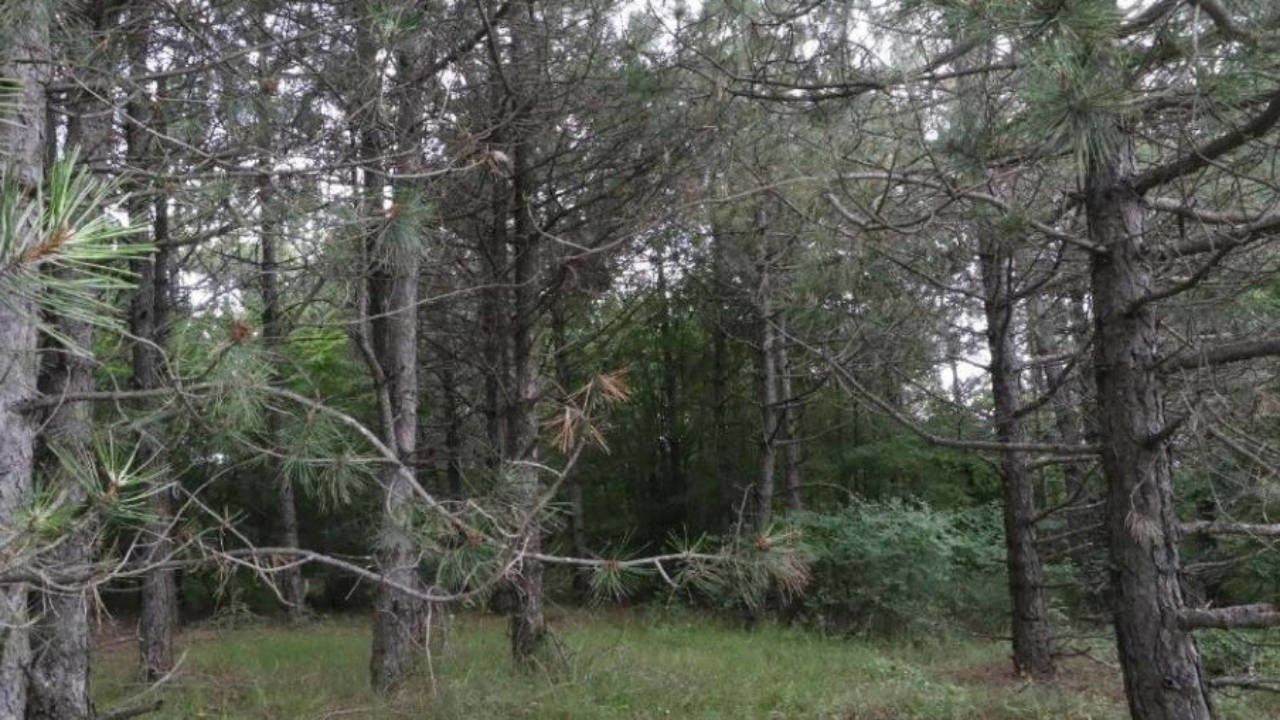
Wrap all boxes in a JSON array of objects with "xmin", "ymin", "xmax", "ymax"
[{"xmin": 92, "ymin": 608, "xmax": 1280, "ymax": 719}]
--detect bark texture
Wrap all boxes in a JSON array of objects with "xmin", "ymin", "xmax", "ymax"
[
  {"xmin": 500, "ymin": 0, "xmax": 548, "ymax": 663},
  {"xmin": 755, "ymin": 205, "xmax": 779, "ymax": 530},
  {"xmin": 364, "ymin": 237, "xmax": 428, "ymax": 689},
  {"xmin": 1027, "ymin": 294, "xmax": 1096, "ymax": 571},
  {"xmin": 124, "ymin": 55, "xmax": 178, "ymax": 679},
  {"xmin": 506, "ymin": 107, "xmax": 546, "ymax": 665},
  {"xmin": 0, "ymin": 5, "xmax": 49, "ymax": 714},
  {"xmin": 1087, "ymin": 136, "xmax": 1212, "ymax": 720},
  {"xmin": 26, "ymin": 12, "xmax": 115, "ymax": 710},
  {"xmin": 0, "ymin": 270, "xmax": 38, "ymax": 720},
  {"xmin": 706, "ymin": 188, "xmax": 737, "ymax": 530},
  {"xmin": 654, "ymin": 250, "xmax": 686, "ymax": 533},
  {"xmin": 978, "ymin": 235, "xmax": 1056, "ymax": 681},
  {"xmin": 365, "ymin": 28, "xmax": 429, "ymax": 691},
  {"xmin": 366, "ymin": 252, "xmax": 426, "ymax": 690},
  {"xmin": 27, "ymin": 292, "xmax": 94, "ymax": 720},
  {"xmin": 259, "ymin": 164, "xmax": 305, "ymax": 622},
  {"xmin": 552, "ymin": 306, "xmax": 591, "ymax": 603},
  {"xmin": 777, "ymin": 315, "xmax": 802, "ymax": 512}
]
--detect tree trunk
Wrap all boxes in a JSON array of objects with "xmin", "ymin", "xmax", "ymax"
[
  {"xmin": 1027, "ymin": 294, "xmax": 1099, "ymax": 581},
  {"xmin": 1087, "ymin": 135, "xmax": 1212, "ymax": 720},
  {"xmin": 132, "ymin": 199, "xmax": 177, "ymax": 684},
  {"xmin": 0, "ymin": 279, "xmax": 38, "ymax": 720},
  {"xmin": 365, "ymin": 25, "xmax": 430, "ymax": 691},
  {"xmin": 27, "ymin": 285, "xmax": 94, "ymax": 720},
  {"xmin": 707, "ymin": 192, "xmax": 737, "ymax": 530},
  {"xmin": 26, "ymin": 14, "xmax": 114, "ymax": 710},
  {"xmin": 654, "ymin": 247, "xmax": 686, "ymax": 533},
  {"xmin": 978, "ymin": 235, "xmax": 1056, "ymax": 681},
  {"xmin": 755, "ymin": 205, "xmax": 779, "ymax": 530},
  {"xmin": 777, "ymin": 315, "xmax": 802, "ymax": 512},
  {"xmin": 365, "ymin": 203, "xmax": 428, "ymax": 690},
  {"xmin": 0, "ymin": 6, "xmax": 48, "ymax": 713},
  {"xmin": 251, "ymin": 11, "xmax": 306, "ymax": 622},
  {"xmin": 500, "ymin": 0, "xmax": 547, "ymax": 664},
  {"xmin": 366, "ymin": 257, "xmax": 426, "ymax": 689},
  {"xmin": 259, "ymin": 173, "xmax": 305, "ymax": 621},
  {"xmin": 506, "ymin": 115, "xmax": 546, "ymax": 666},
  {"xmin": 440, "ymin": 364, "xmax": 464, "ymax": 499},
  {"xmin": 551, "ymin": 304, "xmax": 590, "ymax": 603},
  {"xmin": 506, "ymin": 275, "xmax": 546, "ymax": 661},
  {"xmin": 123, "ymin": 34, "xmax": 177, "ymax": 677}
]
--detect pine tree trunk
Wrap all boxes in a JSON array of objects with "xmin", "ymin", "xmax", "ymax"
[
  {"xmin": 755, "ymin": 205, "xmax": 779, "ymax": 531},
  {"xmin": 1027, "ymin": 294, "xmax": 1098, "ymax": 580},
  {"xmin": 132, "ymin": 202, "xmax": 177, "ymax": 684},
  {"xmin": 25, "ymin": 20, "xmax": 115, "ymax": 711},
  {"xmin": 777, "ymin": 315, "xmax": 802, "ymax": 512},
  {"xmin": 124, "ymin": 58, "xmax": 177, "ymax": 679},
  {"xmin": 507, "ymin": 127, "xmax": 546, "ymax": 665},
  {"xmin": 506, "ymin": 334, "xmax": 545, "ymax": 658},
  {"xmin": 1087, "ymin": 137, "xmax": 1212, "ymax": 720},
  {"xmin": 551, "ymin": 305, "xmax": 590, "ymax": 603},
  {"xmin": 365, "ymin": 27, "xmax": 430, "ymax": 691},
  {"xmin": 365, "ymin": 208, "xmax": 426, "ymax": 690},
  {"xmin": 506, "ymin": 301, "xmax": 546, "ymax": 661},
  {"xmin": 259, "ymin": 175, "xmax": 305, "ymax": 621},
  {"xmin": 503, "ymin": 1, "xmax": 548, "ymax": 662},
  {"xmin": 978, "ymin": 236, "xmax": 1056, "ymax": 681},
  {"xmin": 654, "ymin": 249, "xmax": 686, "ymax": 532},
  {"xmin": 0, "ymin": 292, "xmax": 37, "ymax": 720},
  {"xmin": 27, "ymin": 294, "xmax": 94, "ymax": 720},
  {"xmin": 252, "ymin": 17, "xmax": 306, "ymax": 622},
  {"xmin": 708, "ymin": 202, "xmax": 737, "ymax": 530},
  {"xmin": 0, "ymin": 7, "xmax": 49, "ymax": 713}
]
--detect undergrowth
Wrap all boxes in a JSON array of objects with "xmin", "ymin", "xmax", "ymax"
[{"xmin": 92, "ymin": 609, "xmax": 1280, "ymax": 719}]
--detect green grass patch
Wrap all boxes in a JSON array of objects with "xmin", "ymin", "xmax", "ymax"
[{"xmin": 92, "ymin": 609, "xmax": 1279, "ymax": 719}]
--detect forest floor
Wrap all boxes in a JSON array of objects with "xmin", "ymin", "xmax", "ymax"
[{"xmin": 92, "ymin": 608, "xmax": 1280, "ymax": 719}]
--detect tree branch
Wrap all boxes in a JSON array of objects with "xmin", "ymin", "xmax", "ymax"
[
  {"xmin": 787, "ymin": 330, "xmax": 1101, "ymax": 456},
  {"xmin": 1152, "ymin": 208, "xmax": 1280, "ymax": 259},
  {"xmin": 1209, "ymin": 676, "xmax": 1280, "ymax": 693},
  {"xmin": 1182, "ymin": 521, "xmax": 1280, "ymax": 538},
  {"xmin": 1180, "ymin": 603, "xmax": 1280, "ymax": 629},
  {"xmin": 1161, "ymin": 337, "xmax": 1280, "ymax": 372},
  {"xmin": 12, "ymin": 383, "xmax": 218, "ymax": 413},
  {"xmin": 1133, "ymin": 88, "xmax": 1280, "ymax": 195},
  {"xmin": 1186, "ymin": 0, "xmax": 1257, "ymax": 44}
]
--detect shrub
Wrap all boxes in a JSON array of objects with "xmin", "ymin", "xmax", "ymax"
[{"xmin": 784, "ymin": 499, "xmax": 1008, "ymax": 636}]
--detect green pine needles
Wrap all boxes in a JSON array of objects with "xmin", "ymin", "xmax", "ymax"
[{"xmin": 0, "ymin": 150, "xmax": 148, "ymax": 339}]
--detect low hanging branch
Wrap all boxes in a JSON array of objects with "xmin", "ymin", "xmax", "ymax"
[
  {"xmin": 1161, "ymin": 337, "xmax": 1280, "ymax": 372},
  {"xmin": 1209, "ymin": 676, "xmax": 1280, "ymax": 693},
  {"xmin": 786, "ymin": 327, "xmax": 1101, "ymax": 456},
  {"xmin": 1153, "ymin": 212, "xmax": 1280, "ymax": 259},
  {"xmin": 6, "ymin": 371, "xmax": 806, "ymax": 609},
  {"xmin": 1132, "ymin": 88, "xmax": 1280, "ymax": 195},
  {"xmin": 1181, "ymin": 521, "xmax": 1280, "ymax": 538},
  {"xmin": 1180, "ymin": 603, "xmax": 1280, "ymax": 630}
]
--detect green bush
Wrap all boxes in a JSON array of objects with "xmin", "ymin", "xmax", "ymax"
[{"xmin": 785, "ymin": 499, "xmax": 1008, "ymax": 636}]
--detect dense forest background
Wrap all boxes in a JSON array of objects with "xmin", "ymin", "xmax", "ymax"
[{"xmin": 2, "ymin": 0, "xmax": 1280, "ymax": 719}]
